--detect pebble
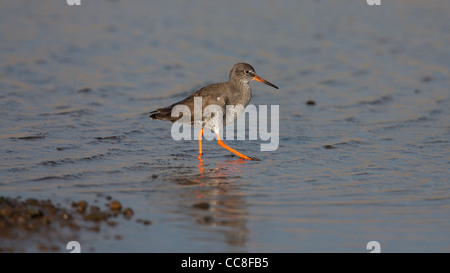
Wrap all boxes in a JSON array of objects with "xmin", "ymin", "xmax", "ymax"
[
  {"xmin": 192, "ymin": 202, "xmax": 211, "ymax": 210},
  {"xmin": 123, "ymin": 208, "xmax": 134, "ymax": 219},
  {"xmin": 109, "ymin": 200, "xmax": 122, "ymax": 212}
]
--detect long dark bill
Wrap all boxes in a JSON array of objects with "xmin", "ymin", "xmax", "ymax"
[{"xmin": 254, "ymin": 75, "xmax": 279, "ymax": 89}]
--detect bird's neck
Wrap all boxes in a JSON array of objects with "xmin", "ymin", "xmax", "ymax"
[
  {"xmin": 231, "ymin": 79, "xmax": 251, "ymax": 92},
  {"xmin": 230, "ymin": 80, "xmax": 252, "ymax": 106}
]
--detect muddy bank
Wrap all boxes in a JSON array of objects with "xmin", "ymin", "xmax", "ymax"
[{"xmin": 0, "ymin": 196, "xmax": 149, "ymax": 252}]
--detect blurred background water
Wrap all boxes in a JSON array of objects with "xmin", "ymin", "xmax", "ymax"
[{"xmin": 1, "ymin": 0, "xmax": 449, "ymax": 252}]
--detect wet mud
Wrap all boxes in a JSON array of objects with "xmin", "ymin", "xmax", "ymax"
[{"xmin": 0, "ymin": 195, "xmax": 148, "ymax": 252}]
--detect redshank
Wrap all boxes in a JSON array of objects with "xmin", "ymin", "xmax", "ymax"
[{"xmin": 149, "ymin": 63, "xmax": 279, "ymax": 160}]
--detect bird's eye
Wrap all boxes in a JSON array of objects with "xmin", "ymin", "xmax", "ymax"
[{"xmin": 244, "ymin": 70, "xmax": 250, "ymax": 74}]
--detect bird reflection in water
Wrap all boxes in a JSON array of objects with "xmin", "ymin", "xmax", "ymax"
[
  {"xmin": 195, "ymin": 155, "xmax": 246, "ymax": 183},
  {"xmin": 189, "ymin": 156, "xmax": 250, "ymax": 247}
]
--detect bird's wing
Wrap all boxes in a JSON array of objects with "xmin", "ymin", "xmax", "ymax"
[{"xmin": 149, "ymin": 83, "xmax": 227, "ymax": 123}]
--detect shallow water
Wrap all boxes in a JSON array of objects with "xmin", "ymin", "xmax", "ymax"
[{"xmin": 1, "ymin": 0, "xmax": 449, "ymax": 252}]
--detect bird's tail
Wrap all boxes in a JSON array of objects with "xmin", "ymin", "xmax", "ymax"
[
  {"xmin": 149, "ymin": 107, "xmax": 171, "ymax": 120},
  {"xmin": 149, "ymin": 106, "xmax": 182, "ymax": 123}
]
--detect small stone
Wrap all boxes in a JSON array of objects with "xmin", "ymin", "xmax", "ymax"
[
  {"xmin": 192, "ymin": 202, "xmax": 210, "ymax": 210},
  {"xmin": 422, "ymin": 76, "xmax": 433, "ymax": 82},
  {"xmin": 122, "ymin": 208, "xmax": 134, "ymax": 219},
  {"xmin": 323, "ymin": 145, "xmax": 336, "ymax": 149},
  {"xmin": 76, "ymin": 201, "xmax": 88, "ymax": 213},
  {"xmin": 109, "ymin": 200, "xmax": 122, "ymax": 212},
  {"xmin": 77, "ymin": 88, "xmax": 92, "ymax": 93},
  {"xmin": 61, "ymin": 213, "xmax": 72, "ymax": 221}
]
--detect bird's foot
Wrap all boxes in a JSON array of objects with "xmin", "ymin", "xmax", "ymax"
[{"xmin": 239, "ymin": 156, "xmax": 260, "ymax": 161}]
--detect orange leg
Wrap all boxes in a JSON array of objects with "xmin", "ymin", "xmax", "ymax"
[
  {"xmin": 216, "ymin": 133, "xmax": 255, "ymax": 160},
  {"xmin": 197, "ymin": 129, "xmax": 204, "ymax": 173},
  {"xmin": 197, "ymin": 155, "xmax": 204, "ymax": 173},
  {"xmin": 198, "ymin": 129, "xmax": 203, "ymax": 156}
]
